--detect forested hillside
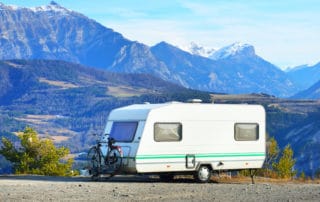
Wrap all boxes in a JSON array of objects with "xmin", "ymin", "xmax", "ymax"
[{"xmin": 0, "ymin": 59, "xmax": 210, "ymax": 154}]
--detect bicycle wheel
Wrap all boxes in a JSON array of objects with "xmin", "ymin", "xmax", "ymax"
[
  {"xmin": 87, "ymin": 146, "xmax": 101, "ymax": 180},
  {"xmin": 106, "ymin": 148, "xmax": 123, "ymax": 174}
]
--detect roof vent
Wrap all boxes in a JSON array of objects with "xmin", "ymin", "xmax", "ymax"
[{"xmin": 187, "ymin": 99, "xmax": 202, "ymax": 103}]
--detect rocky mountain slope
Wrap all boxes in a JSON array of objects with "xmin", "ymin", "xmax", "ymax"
[
  {"xmin": 0, "ymin": 1, "xmax": 167, "ymax": 76},
  {"xmin": 151, "ymin": 42, "xmax": 298, "ymax": 97},
  {"xmin": 293, "ymin": 80, "xmax": 320, "ymax": 99},
  {"xmin": 286, "ymin": 63, "xmax": 320, "ymax": 90},
  {"xmin": 184, "ymin": 42, "xmax": 216, "ymax": 58}
]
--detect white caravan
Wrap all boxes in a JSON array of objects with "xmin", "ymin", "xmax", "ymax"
[{"xmin": 103, "ymin": 102, "xmax": 266, "ymax": 182}]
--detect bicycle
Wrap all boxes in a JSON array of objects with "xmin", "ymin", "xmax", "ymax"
[{"xmin": 87, "ymin": 134, "xmax": 123, "ymax": 181}]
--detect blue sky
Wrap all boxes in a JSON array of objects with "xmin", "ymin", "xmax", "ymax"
[{"xmin": 2, "ymin": 0, "xmax": 320, "ymax": 68}]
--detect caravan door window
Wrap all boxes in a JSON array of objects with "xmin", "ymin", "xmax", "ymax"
[
  {"xmin": 110, "ymin": 122, "xmax": 138, "ymax": 142},
  {"xmin": 154, "ymin": 123, "xmax": 182, "ymax": 142}
]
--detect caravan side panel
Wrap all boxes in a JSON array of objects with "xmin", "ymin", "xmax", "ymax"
[{"xmin": 135, "ymin": 104, "xmax": 266, "ymax": 173}]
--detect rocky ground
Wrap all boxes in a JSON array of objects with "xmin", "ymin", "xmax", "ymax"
[{"xmin": 1, "ymin": 175, "xmax": 320, "ymax": 201}]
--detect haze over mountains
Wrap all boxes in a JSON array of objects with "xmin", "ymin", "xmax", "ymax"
[
  {"xmin": 1, "ymin": 1, "xmax": 319, "ymax": 98},
  {"xmin": 286, "ymin": 63, "xmax": 320, "ymax": 92}
]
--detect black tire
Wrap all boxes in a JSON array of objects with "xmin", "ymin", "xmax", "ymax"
[
  {"xmin": 87, "ymin": 147, "xmax": 101, "ymax": 180},
  {"xmin": 106, "ymin": 148, "xmax": 123, "ymax": 174},
  {"xmin": 194, "ymin": 165, "xmax": 211, "ymax": 183}
]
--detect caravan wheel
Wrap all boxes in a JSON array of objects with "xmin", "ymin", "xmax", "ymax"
[{"xmin": 194, "ymin": 165, "xmax": 211, "ymax": 183}]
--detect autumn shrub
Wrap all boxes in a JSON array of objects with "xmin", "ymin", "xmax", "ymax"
[
  {"xmin": 0, "ymin": 127, "xmax": 74, "ymax": 176},
  {"xmin": 272, "ymin": 144, "xmax": 296, "ymax": 179}
]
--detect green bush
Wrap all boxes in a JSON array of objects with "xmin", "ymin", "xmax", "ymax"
[
  {"xmin": 272, "ymin": 144, "xmax": 296, "ymax": 179},
  {"xmin": 0, "ymin": 127, "xmax": 74, "ymax": 176}
]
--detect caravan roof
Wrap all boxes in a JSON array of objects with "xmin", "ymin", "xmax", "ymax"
[
  {"xmin": 108, "ymin": 102, "xmax": 265, "ymax": 122},
  {"xmin": 108, "ymin": 102, "xmax": 178, "ymax": 121}
]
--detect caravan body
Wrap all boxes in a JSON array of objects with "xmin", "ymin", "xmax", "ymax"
[{"xmin": 104, "ymin": 102, "xmax": 266, "ymax": 178}]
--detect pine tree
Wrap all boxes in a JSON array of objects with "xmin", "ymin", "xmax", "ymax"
[
  {"xmin": 0, "ymin": 127, "xmax": 74, "ymax": 176},
  {"xmin": 273, "ymin": 144, "xmax": 296, "ymax": 179}
]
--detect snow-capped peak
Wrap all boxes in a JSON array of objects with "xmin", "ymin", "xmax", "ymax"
[
  {"xmin": 182, "ymin": 42, "xmax": 216, "ymax": 58},
  {"xmin": 209, "ymin": 42, "xmax": 255, "ymax": 60},
  {"xmin": 30, "ymin": 1, "xmax": 71, "ymax": 13},
  {"xmin": 0, "ymin": 1, "xmax": 71, "ymax": 13},
  {"xmin": 0, "ymin": 2, "xmax": 20, "ymax": 10}
]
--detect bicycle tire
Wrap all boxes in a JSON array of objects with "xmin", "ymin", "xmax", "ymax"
[
  {"xmin": 87, "ymin": 146, "xmax": 101, "ymax": 180},
  {"xmin": 106, "ymin": 148, "xmax": 123, "ymax": 174}
]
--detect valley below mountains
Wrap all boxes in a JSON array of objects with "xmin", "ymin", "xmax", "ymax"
[
  {"xmin": 0, "ymin": 2, "xmax": 320, "ymax": 177},
  {"xmin": 0, "ymin": 59, "xmax": 210, "ymax": 146}
]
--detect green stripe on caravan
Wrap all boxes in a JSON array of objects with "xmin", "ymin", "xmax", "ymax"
[{"xmin": 136, "ymin": 152, "xmax": 265, "ymax": 160}]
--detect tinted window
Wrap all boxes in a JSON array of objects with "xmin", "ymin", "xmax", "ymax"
[
  {"xmin": 110, "ymin": 122, "xmax": 138, "ymax": 142},
  {"xmin": 154, "ymin": 123, "xmax": 182, "ymax": 142},
  {"xmin": 234, "ymin": 123, "xmax": 259, "ymax": 141}
]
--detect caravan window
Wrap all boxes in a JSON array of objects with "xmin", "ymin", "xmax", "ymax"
[
  {"xmin": 110, "ymin": 122, "xmax": 138, "ymax": 142},
  {"xmin": 234, "ymin": 123, "xmax": 259, "ymax": 141},
  {"xmin": 154, "ymin": 123, "xmax": 182, "ymax": 142}
]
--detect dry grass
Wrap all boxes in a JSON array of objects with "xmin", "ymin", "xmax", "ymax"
[
  {"xmin": 107, "ymin": 85, "xmax": 150, "ymax": 97},
  {"xmin": 211, "ymin": 94, "xmax": 261, "ymax": 100},
  {"xmin": 38, "ymin": 129, "xmax": 77, "ymax": 143},
  {"xmin": 50, "ymin": 136, "xmax": 70, "ymax": 143},
  {"xmin": 210, "ymin": 93, "xmax": 279, "ymax": 104},
  {"xmin": 13, "ymin": 114, "xmax": 78, "ymax": 143},
  {"xmin": 5, "ymin": 61, "xmax": 23, "ymax": 68},
  {"xmin": 39, "ymin": 77, "xmax": 79, "ymax": 89},
  {"xmin": 78, "ymin": 75, "xmax": 107, "ymax": 85},
  {"xmin": 14, "ymin": 114, "xmax": 58, "ymax": 125}
]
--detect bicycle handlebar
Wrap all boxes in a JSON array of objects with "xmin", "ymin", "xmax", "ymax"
[{"xmin": 108, "ymin": 137, "xmax": 116, "ymax": 147}]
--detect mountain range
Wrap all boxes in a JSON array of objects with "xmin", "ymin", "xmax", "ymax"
[
  {"xmin": 1, "ymin": 1, "xmax": 319, "ymax": 98},
  {"xmin": 286, "ymin": 63, "xmax": 320, "ymax": 89},
  {"xmin": 187, "ymin": 42, "xmax": 320, "ymax": 99},
  {"xmin": 293, "ymin": 80, "xmax": 320, "ymax": 99}
]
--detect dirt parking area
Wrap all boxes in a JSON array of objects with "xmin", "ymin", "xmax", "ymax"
[{"xmin": 1, "ymin": 175, "xmax": 320, "ymax": 201}]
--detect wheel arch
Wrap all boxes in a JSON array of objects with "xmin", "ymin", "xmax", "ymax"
[{"xmin": 196, "ymin": 162, "xmax": 213, "ymax": 171}]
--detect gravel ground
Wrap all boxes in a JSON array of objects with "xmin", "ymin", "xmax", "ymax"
[{"xmin": 1, "ymin": 175, "xmax": 320, "ymax": 201}]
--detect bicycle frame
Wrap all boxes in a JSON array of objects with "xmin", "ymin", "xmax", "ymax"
[{"xmin": 87, "ymin": 135, "xmax": 123, "ymax": 180}]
